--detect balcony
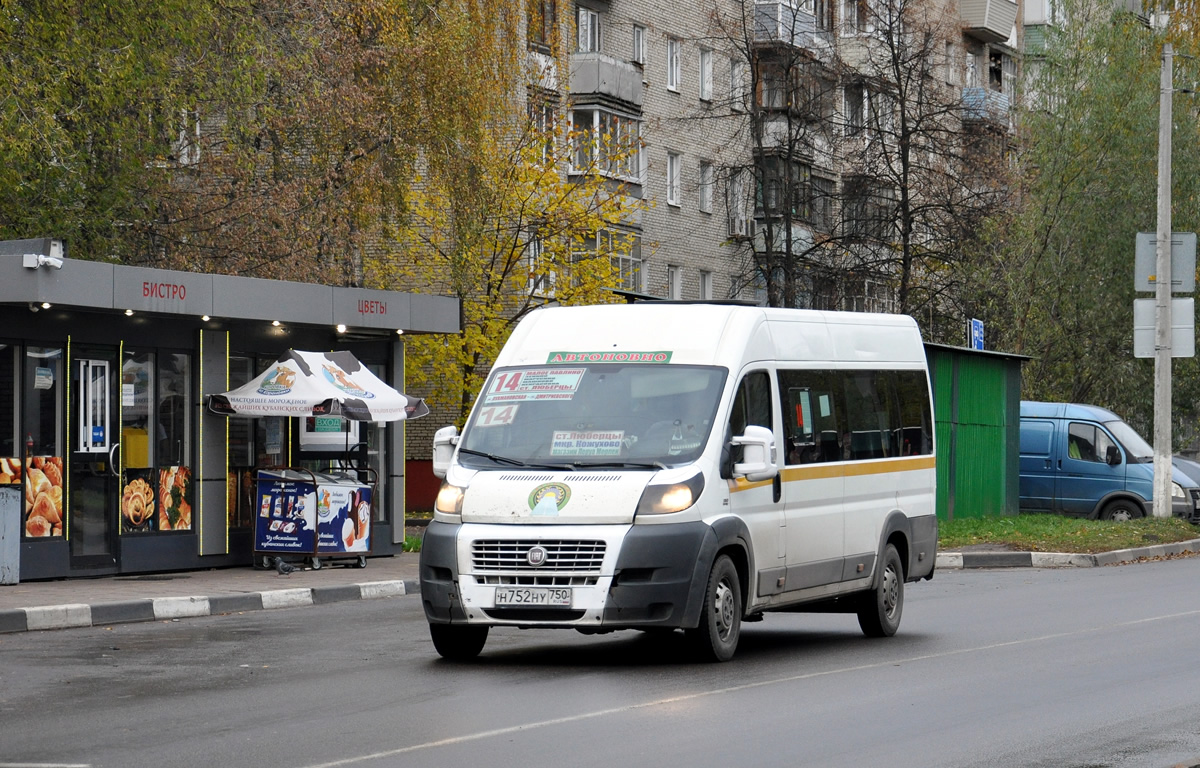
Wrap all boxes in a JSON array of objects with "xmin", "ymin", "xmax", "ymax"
[
  {"xmin": 753, "ymin": 2, "xmax": 816, "ymax": 49},
  {"xmin": 569, "ymin": 53, "xmax": 643, "ymax": 110},
  {"xmin": 960, "ymin": 0, "xmax": 1018, "ymax": 43},
  {"xmin": 962, "ymin": 86, "xmax": 1010, "ymax": 123}
]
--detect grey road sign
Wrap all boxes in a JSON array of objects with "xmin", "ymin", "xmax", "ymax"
[{"xmin": 1133, "ymin": 298, "xmax": 1195, "ymax": 357}]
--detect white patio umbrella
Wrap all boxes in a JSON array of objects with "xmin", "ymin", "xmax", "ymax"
[{"xmin": 207, "ymin": 349, "xmax": 429, "ymax": 422}]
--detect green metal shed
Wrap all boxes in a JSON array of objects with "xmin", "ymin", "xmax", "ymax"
[{"xmin": 924, "ymin": 343, "xmax": 1029, "ymax": 521}]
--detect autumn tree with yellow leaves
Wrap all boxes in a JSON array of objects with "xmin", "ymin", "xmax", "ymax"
[{"xmin": 369, "ymin": 3, "xmax": 647, "ymax": 422}]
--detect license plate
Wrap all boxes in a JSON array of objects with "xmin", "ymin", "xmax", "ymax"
[{"xmin": 494, "ymin": 587, "xmax": 572, "ymax": 607}]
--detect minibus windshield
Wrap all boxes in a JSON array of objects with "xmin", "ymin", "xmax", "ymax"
[
  {"xmin": 1105, "ymin": 419, "xmax": 1153, "ymax": 461},
  {"xmin": 460, "ymin": 364, "xmax": 728, "ymax": 469}
]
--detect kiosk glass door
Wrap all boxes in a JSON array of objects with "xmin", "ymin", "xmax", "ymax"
[{"xmin": 70, "ymin": 349, "xmax": 119, "ymax": 571}]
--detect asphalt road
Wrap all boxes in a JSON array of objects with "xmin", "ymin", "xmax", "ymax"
[{"xmin": 2, "ymin": 558, "xmax": 1200, "ymax": 768}]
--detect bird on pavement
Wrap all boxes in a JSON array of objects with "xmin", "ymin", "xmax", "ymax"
[{"xmin": 275, "ymin": 558, "xmax": 296, "ymax": 576}]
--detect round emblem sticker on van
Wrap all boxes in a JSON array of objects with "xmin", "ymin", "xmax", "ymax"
[{"xmin": 528, "ymin": 483, "xmax": 571, "ymax": 516}]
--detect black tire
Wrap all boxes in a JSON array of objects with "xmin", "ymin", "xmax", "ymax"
[
  {"xmin": 429, "ymin": 623, "xmax": 489, "ymax": 661},
  {"xmin": 858, "ymin": 543, "xmax": 904, "ymax": 638},
  {"xmin": 686, "ymin": 554, "xmax": 742, "ymax": 662},
  {"xmin": 310, "ymin": 557, "xmax": 322, "ymax": 570},
  {"xmin": 1100, "ymin": 499, "xmax": 1144, "ymax": 522},
  {"xmin": 355, "ymin": 555, "xmax": 368, "ymax": 569},
  {"xmin": 261, "ymin": 555, "xmax": 273, "ymax": 569}
]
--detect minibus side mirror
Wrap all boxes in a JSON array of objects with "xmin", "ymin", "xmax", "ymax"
[
  {"xmin": 432, "ymin": 425, "xmax": 460, "ymax": 479},
  {"xmin": 1106, "ymin": 445, "xmax": 1121, "ymax": 466},
  {"xmin": 732, "ymin": 425, "xmax": 778, "ymax": 482}
]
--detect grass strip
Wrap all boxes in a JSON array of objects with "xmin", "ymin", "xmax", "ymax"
[{"xmin": 939, "ymin": 514, "xmax": 1200, "ymax": 554}]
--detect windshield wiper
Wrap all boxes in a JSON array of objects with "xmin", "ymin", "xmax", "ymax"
[
  {"xmin": 457, "ymin": 448, "xmax": 578, "ymax": 471},
  {"xmin": 457, "ymin": 448, "xmax": 530, "ymax": 467}
]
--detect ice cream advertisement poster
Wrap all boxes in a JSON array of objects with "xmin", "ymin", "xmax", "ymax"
[
  {"xmin": 254, "ymin": 476, "xmax": 317, "ymax": 553},
  {"xmin": 316, "ymin": 484, "xmax": 373, "ymax": 554}
]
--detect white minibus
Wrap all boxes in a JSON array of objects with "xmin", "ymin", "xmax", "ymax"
[{"xmin": 420, "ymin": 303, "xmax": 937, "ymax": 661}]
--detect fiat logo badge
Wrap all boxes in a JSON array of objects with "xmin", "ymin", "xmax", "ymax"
[{"xmin": 526, "ymin": 545, "xmax": 548, "ymax": 567}]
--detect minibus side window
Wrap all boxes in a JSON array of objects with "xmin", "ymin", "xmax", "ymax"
[
  {"xmin": 777, "ymin": 370, "xmax": 843, "ymax": 464},
  {"xmin": 726, "ymin": 371, "xmax": 773, "ymax": 468},
  {"xmin": 893, "ymin": 371, "xmax": 932, "ymax": 456},
  {"xmin": 843, "ymin": 372, "xmax": 891, "ymax": 460}
]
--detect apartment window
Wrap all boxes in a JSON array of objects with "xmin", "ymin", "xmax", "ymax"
[
  {"xmin": 667, "ymin": 265, "xmax": 682, "ymax": 299},
  {"xmin": 730, "ymin": 59, "xmax": 748, "ymax": 111},
  {"xmin": 700, "ymin": 271, "xmax": 713, "ymax": 300},
  {"xmin": 570, "ymin": 107, "xmax": 641, "ymax": 180},
  {"xmin": 529, "ymin": 93, "xmax": 557, "ymax": 161},
  {"xmin": 814, "ymin": 0, "xmax": 835, "ymax": 33},
  {"xmin": 844, "ymin": 82, "xmax": 865, "ymax": 136},
  {"xmin": 842, "ymin": 0, "xmax": 872, "ymax": 33},
  {"xmin": 728, "ymin": 169, "xmax": 749, "ymax": 237},
  {"xmin": 667, "ymin": 38, "xmax": 681, "ymax": 91},
  {"xmin": 528, "ymin": 0, "xmax": 557, "ymax": 50},
  {"xmin": 607, "ymin": 231, "xmax": 645, "ymax": 292},
  {"xmin": 699, "ymin": 161, "xmax": 713, "ymax": 213},
  {"xmin": 699, "ymin": 48, "xmax": 713, "ymax": 101},
  {"xmin": 843, "ymin": 176, "xmax": 895, "ymax": 240},
  {"xmin": 666, "ymin": 151, "xmax": 681, "ymax": 206},
  {"xmin": 525, "ymin": 236, "xmax": 557, "ymax": 297},
  {"xmin": 810, "ymin": 175, "xmax": 834, "ymax": 231},
  {"xmin": 577, "ymin": 6, "xmax": 599, "ymax": 52},
  {"xmin": 632, "ymin": 24, "xmax": 646, "ymax": 65}
]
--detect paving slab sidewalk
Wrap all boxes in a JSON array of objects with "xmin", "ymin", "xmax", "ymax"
[{"xmin": 0, "ymin": 552, "xmax": 420, "ymax": 634}]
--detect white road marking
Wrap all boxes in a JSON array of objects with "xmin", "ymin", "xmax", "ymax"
[{"xmin": 295, "ymin": 608, "xmax": 1200, "ymax": 768}]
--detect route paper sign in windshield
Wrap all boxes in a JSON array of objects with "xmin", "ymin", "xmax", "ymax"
[{"xmin": 483, "ymin": 369, "xmax": 585, "ymax": 403}]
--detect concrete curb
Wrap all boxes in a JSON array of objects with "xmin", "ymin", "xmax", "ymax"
[
  {"xmin": 0, "ymin": 579, "xmax": 411, "ymax": 634},
  {"xmin": 936, "ymin": 537, "xmax": 1200, "ymax": 570}
]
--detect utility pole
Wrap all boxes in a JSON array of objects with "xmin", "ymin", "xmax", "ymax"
[{"xmin": 1153, "ymin": 42, "xmax": 1173, "ymax": 518}]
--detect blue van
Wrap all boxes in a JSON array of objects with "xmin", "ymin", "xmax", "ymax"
[{"xmin": 1019, "ymin": 401, "xmax": 1200, "ymax": 522}]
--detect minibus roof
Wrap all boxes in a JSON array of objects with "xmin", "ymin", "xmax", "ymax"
[{"xmin": 497, "ymin": 304, "xmax": 926, "ymax": 370}]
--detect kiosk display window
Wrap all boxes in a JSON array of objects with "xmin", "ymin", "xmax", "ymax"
[{"xmin": 22, "ymin": 346, "xmax": 63, "ymax": 538}]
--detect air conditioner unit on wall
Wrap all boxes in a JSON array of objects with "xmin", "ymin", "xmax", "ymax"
[{"xmin": 729, "ymin": 216, "xmax": 747, "ymax": 238}]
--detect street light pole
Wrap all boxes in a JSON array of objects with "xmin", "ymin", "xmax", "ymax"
[{"xmin": 1153, "ymin": 41, "xmax": 1173, "ymax": 518}]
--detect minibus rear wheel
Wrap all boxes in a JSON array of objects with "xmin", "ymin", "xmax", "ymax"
[
  {"xmin": 686, "ymin": 554, "xmax": 742, "ymax": 662},
  {"xmin": 858, "ymin": 544, "xmax": 903, "ymax": 638},
  {"xmin": 429, "ymin": 623, "xmax": 489, "ymax": 661}
]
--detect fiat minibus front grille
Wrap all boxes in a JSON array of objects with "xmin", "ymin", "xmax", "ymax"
[{"xmin": 471, "ymin": 540, "xmax": 606, "ymax": 573}]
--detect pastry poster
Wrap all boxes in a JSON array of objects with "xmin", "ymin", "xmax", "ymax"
[
  {"xmin": 121, "ymin": 469, "xmax": 157, "ymax": 533},
  {"xmin": 254, "ymin": 475, "xmax": 317, "ymax": 554},
  {"xmin": 24, "ymin": 457, "xmax": 63, "ymax": 538},
  {"xmin": 316, "ymin": 484, "xmax": 372, "ymax": 554},
  {"xmin": 158, "ymin": 466, "xmax": 193, "ymax": 531},
  {"xmin": 0, "ymin": 458, "xmax": 21, "ymax": 485}
]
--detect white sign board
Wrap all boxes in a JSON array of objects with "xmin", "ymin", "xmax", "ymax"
[
  {"xmin": 1135, "ymin": 232, "xmax": 1196, "ymax": 292},
  {"xmin": 1133, "ymin": 298, "xmax": 1195, "ymax": 358}
]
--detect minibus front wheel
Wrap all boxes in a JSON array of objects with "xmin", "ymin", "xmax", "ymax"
[
  {"xmin": 686, "ymin": 554, "xmax": 742, "ymax": 662},
  {"xmin": 429, "ymin": 623, "xmax": 489, "ymax": 661}
]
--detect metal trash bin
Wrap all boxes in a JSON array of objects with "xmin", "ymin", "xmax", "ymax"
[{"xmin": 0, "ymin": 485, "xmax": 20, "ymax": 585}]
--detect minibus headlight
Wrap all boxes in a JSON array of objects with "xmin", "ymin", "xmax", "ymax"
[
  {"xmin": 1172, "ymin": 482, "xmax": 1186, "ymax": 499},
  {"xmin": 636, "ymin": 473, "xmax": 705, "ymax": 516},
  {"xmin": 434, "ymin": 482, "xmax": 465, "ymax": 516}
]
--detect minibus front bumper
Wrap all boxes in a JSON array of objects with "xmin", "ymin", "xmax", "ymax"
[{"xmin": 418, "ymin": 519, "xmax": 714, "ymax": 630}]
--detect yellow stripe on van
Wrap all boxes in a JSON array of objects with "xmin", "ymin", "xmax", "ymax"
[{"xmin": 727, "ymin": 456, "xmax": 936, "ymax": 492}]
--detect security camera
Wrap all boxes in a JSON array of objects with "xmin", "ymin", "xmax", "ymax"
[{"xmin": 21, "ymin": 239, "xmax": 65, "ymax": 269}]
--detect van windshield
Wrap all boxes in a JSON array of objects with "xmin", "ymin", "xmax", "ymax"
[
  {"xmin": 460, "ymin": 364, "xmax": 728, "ymax": 469},
  {"xmin": 1105, "ymin": 419, "xmax": 1153, "ymax": 461}
]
